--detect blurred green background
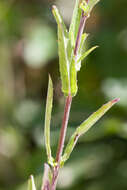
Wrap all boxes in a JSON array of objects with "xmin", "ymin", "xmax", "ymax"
[{"xmin": 0, "ymin": 0, "xmax": 127, "ymax": 189}]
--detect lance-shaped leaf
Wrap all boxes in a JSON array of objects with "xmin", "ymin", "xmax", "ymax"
[
  {"xmin": 52, "ymin": 6, "xmax": 70, "ymax": 96},
  {"xmin": 80, "ymin": 0, "xmax": 100, "ymax": 16},
  {"xmin": 78, "ymin": 45, "xmax": 98, "ymax": 62},
  {"xmin": 61, "ymin": 98, "xmax": 120, "ymax": 164},
  {"xmin": 69, "ymin": 0, "xmax": 82, "ymax": 46},
  {"xmin": 44, "ymin": 76, "xmax": 54, "ymax": 165},
  {"xmin": 28, "ymin": 175, "xmax": 36, "ymax": 190},
  {"xmin": 41, "ymin": 163, "xmax": 52, "ymax": 190}
]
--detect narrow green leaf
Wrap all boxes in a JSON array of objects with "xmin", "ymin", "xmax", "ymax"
[
  {"xmin": 69, "ymin": 0, "xmax": 82, "ymax": 46},
  {"xmin": 78, "ymin": 45, "xmax": 98, "ymax": 62},
  {"xmin": 28, "ymin": 175, "xmax": 36, "ymax": 190},
  {"xmin": 52, "ymin": 5, "xmax": 68, "ymax": 36},
  {"xmin": 44, "ymin": 76, "xmax": 54, "ymax": 165},
  {"xmin": 79, "ymin": 33, "xmax": 89, "ymax": 53},
  {"xmin": 52, "ymin": 5, "xmax": 70, "ymax": 96},
  {"xmin": 70, "ymin": 56, "xmax": 78, "ymax": 97},
  {"xmin": 61, "ymin": 98, "xmax": 120, "ymax": 164}
]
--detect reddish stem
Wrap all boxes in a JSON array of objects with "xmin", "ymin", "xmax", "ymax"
[
  {"xmin": 51, "ymin": 94, "xmax": 72, "ymax": 190},
  {"xmin": 74, "ymin": 0, "xmax": 89, "ymax": 57},
  {"xmin": 74, "ymin": 12, "xmax": 87, "ymax": 56},
  {"xmin": 56, "ymin": 94, "xmax": 72, "ymax": 163}
]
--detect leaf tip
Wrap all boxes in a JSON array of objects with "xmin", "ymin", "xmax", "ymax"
[
  {"xmin": 48, "ymin": 74, "xmax": 53, "ymax": 86},
  {"xmin": 48, "ymin": 73, "xmax": 51, "ymax": 80},
  {"xmin": 111, "ymin": 98, "xmax": 120, "ymax": 104},
  {"xmin": 30, "ymin": 175, "xmax": 33, "ymax": 180},
  {"xmin": 52, "ymin": 5, "xmax": 55, "ymax": 9},
  {"xmin": 95, "ymin": 45, "xmax": 99, "ymax": 48},
  {"xmin": 52, "ymin": 5, "xmax": 56, "ymax": 13}
]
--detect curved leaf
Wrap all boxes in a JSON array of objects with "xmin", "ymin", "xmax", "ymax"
[
  {"xmin": 78, "ymin": 45, "xmax": 98, "ymax": 62},
  {"xmin": 61, "ymin": 98, "xmax": 120, "ymax": 164}
]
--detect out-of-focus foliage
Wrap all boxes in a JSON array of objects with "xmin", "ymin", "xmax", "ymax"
[{"xmin": 0, "ymin": 0, "xmax": 127, "ymax": 190}]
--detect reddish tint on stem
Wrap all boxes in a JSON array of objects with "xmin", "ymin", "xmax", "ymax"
[
  {"xmin": 50, "ymin": 95, "xmax": 72, "ymax": 190},
  {"xmin": 56, "ymin": 94, "xmax": 72, "ymax": 163},
  {"xmin": 74, "ymin": 0, "xmax": 90, "ymax": 57},
  {"xmin": 74, "ymin": 13, "xmax": 87, "ymax": 56},
  {"xmin": 41, "ymin": 164, "xmax": 50, "ymax": 190}
]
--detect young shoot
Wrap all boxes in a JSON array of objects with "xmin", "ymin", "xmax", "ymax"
[{"xmin": 28, "ymin": 1, "xmax": 120, "ymax": 190}]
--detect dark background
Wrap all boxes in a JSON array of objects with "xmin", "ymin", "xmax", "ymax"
[{"xmin": 0, "ymin": 0, "xmax": 127, "ymax": 189}]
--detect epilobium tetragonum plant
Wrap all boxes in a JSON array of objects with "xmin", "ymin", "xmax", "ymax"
[{"xmin": 28, "ymin": 0, "xmax": 120, "ymax": 190}]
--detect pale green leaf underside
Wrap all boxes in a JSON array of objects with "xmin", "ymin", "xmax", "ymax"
[
  {"xmin": 62, "ymin": 98, "xmax": 119, "ymax": 164},
  {"xmin": 44, "ymin": 76, "xmax": 54, "ymax": 165},
  {"xmin": 28, "ymin": 175, "xmax": 36, "ymax": 190},
  {"xmin": 52, "ymin": 6, "xmax": 70, "ymax": 96}
]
